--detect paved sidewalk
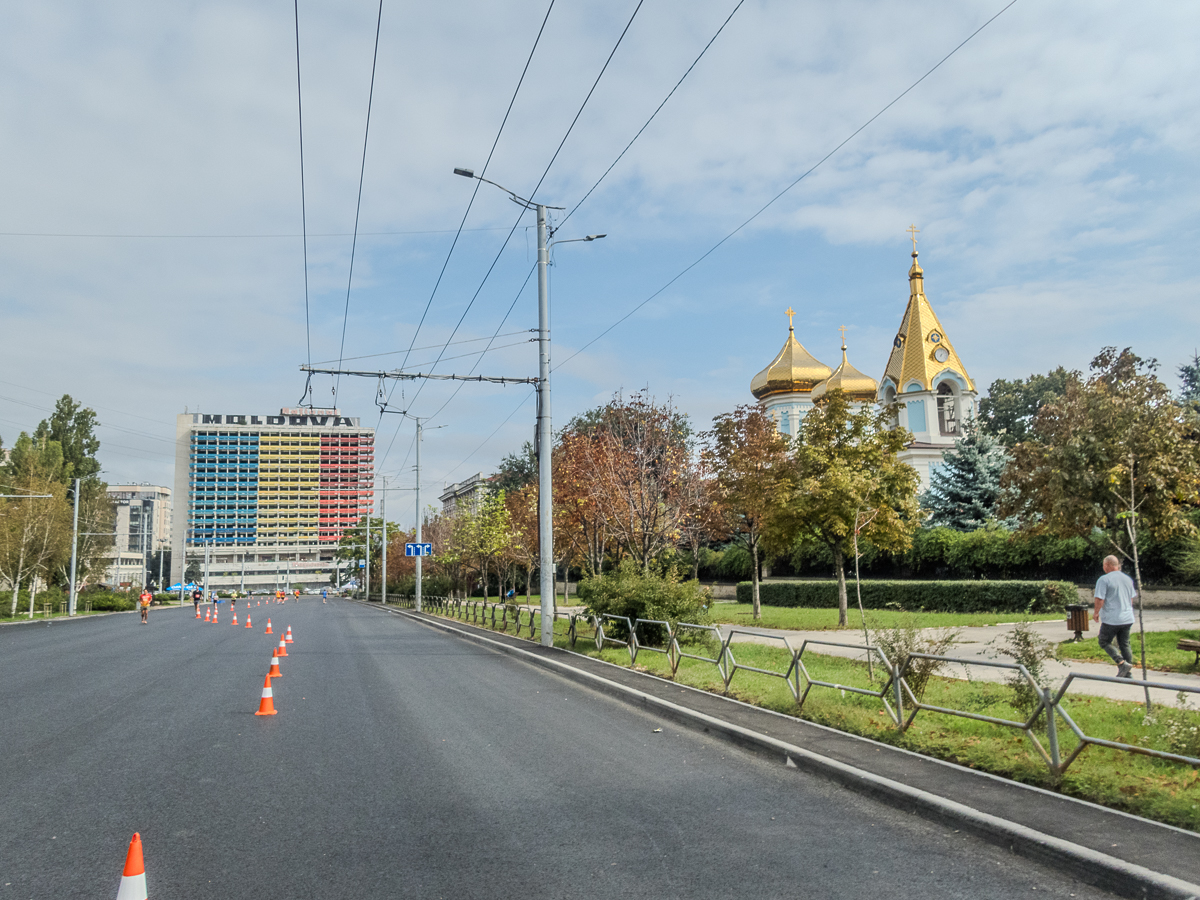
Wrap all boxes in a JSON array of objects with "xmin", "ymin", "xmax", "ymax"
[{"xmin": 719, "ymin": 609, "xmax": 1200, "ymax": 706}]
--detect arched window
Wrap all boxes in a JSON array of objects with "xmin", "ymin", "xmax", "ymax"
[{"xmin": 937, "ymin": 383, "xmax": 958, "ymax": 435}]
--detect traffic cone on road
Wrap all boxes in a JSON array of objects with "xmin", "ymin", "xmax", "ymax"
[
  {"xmin": 265, "ymin": 619, "xmax": 273, "ymax": 634},
  {"xmin": 268, "ymin": 650, "xmax": 282, "ymax": 678},
  {"xmin": 277, "ymin": 637, "xmax": 288, "ymax": 658},
  {"xmin": 284, "ymin": 626, "xmax": 294, "ymax": 644},
  {"xmin": 254, "ymin": 673, "xmax": 277, "ymax": 716},
  {"xmin": 212, "ymin": 609, "xmax": 218, "ymax": 625},
  {"xmin": 204, "ymin": 607, "xmax": 210, "ymax": 622},
  {"xmin": 195, "ymin": 606, "xmax": 201, "ymax": 618},
  {"xmin": 245, "ymin": 615, "xmax": 252, "ymax": 629},
  {"xmin": 115, "ymin": 832, "xmax": 148, "ymax": 900},
  {"xmin": 232, "ymin": 612, "xmax": 238, "ymax": 626}
]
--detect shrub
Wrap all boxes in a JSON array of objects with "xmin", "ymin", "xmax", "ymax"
[
  {"xmin": 870, "ymin": 615, "xmax": 960, "ymax": 699},
  {"xmin": 1144, "ymin": 694, "xmax": 1200, "ymax": 758},
  {"xmin": 389, "ymin": 574, "xmax": 453, "ymax": 598},
  {"xmin": 734, "ymin": 579, "xmax": 1073, "ymax": 613},
  {"xmin": 577, "ymin": 560, "xmax": 710, "ymax": 641},
  {"xmin": 990, "ymin": 620, "xmax": 1057, "ymax": 719},
  {"xmin": 85, "ymin": 592, "xmax": 136, "ymax": 612}
]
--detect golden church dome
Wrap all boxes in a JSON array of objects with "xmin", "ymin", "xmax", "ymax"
[
  {"xmin": 750, "ymin": 308, "xmax": 833, "ymax": 399},
  {"xmin": 812, "ymin": 334, "xmax": 878, "ymax": 402}
]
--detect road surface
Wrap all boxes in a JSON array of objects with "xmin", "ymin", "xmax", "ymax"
[{"xmin": 0, "ymin": 598, "xmax": 1119, "ymax": 898}]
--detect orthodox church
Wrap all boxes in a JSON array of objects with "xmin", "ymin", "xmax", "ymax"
[{"xmin": 750, "ymin": 234, "xmax": 977, "ymax": 488}]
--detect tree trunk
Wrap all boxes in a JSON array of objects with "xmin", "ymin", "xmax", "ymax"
[
  {"xmin": 834, "ymin": 544, "xmax": 848, "ymax": 627},
  {"xmin": 525, "ymin": 565, "xmax": 532, "ymax": 603},
  {"xmin": 750, "ymin": 538, "xmax": 761, "ymax": 621},
  {"xmin": 481, "ymin": 561, "xmax": 488, "ymax": 602}
]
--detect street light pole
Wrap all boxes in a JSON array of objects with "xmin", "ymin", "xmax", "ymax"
[
  {"xmin": 452, "ymin": 166, "xmax": 603, "ymax": 646},
  {"xmin": 68, "ymin": 478, "xmax": 80, "ymax": 616},
  {"xmin": 415, "ymin": 420, "xmax": 422, "ymax": 612},
  {"xmin": 535, "ymin": 203, "xmax": 554, "ymax": 646},
  {"xmin": 381, "ymin": 476, "xmax": 388, "ymax": 606}
]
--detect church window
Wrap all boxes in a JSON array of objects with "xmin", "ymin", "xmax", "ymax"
[
  {"xmin": 779, "ymin": 410, "xmax": 791, "ymax": 435},
  {"xmin": 906, "ymin": 400, "xmax": 927, "ymax": 433},
  {"xmin": 937, "ymin": 383, "xmax": 958, "ymax": 435}
]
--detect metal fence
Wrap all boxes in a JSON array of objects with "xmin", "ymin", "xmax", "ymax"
[{"xmin": 388, "ymin": 596, "xmax": 1200, "ymax": 775}]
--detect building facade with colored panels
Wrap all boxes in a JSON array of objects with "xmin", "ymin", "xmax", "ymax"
[{"xmin": 171, "ymin": 409, "xmax": 374, "ymax": 591}]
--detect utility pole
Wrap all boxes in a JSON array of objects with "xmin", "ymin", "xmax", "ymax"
[
  {"xmin": 415, "ymin": 420, "xmax": 422, "ymax": 612},
  {"xmin": 68, "ymin": 478, "xmax": 80, "ymax": 616},
  {"xmin": 364, "ymin": 510, "xmax": 370, "ymax": 600},
  {"xmin": 381, "ymin": 476, "xmax": 388, "ymax": 605},
  {"xmin": 203, "ymin": 542, "xmax": 211, "ymax": 601},
  {"xmin": 536, "ymin": 202, "xmax": 554, "ymax": 646}
]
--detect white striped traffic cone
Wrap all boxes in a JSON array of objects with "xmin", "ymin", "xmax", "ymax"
[{"xmin": 115, "ymin": 832, "xmax": 148, "ymax": 900}]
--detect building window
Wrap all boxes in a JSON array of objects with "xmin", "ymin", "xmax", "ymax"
[{"xmin": 937, "ymin": 383, "xmax": 958, "ymax": 435}]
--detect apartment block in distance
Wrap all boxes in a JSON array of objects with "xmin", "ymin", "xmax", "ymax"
[{"xmin": 171, "ymin": 408, "xmax": 374, "ymax": 591}]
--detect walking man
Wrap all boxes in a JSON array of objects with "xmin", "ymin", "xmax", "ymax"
[
  {"xmin": 1093, "ymin": 554, "xmax": 1136, "ymax": 678},
  {"xmin": 139, "ymin": 588, "xmax": 153, "ymax": 624},
  {"xmin": 192, "ymin": 587, "xmax": 202, "ymax": 614}
]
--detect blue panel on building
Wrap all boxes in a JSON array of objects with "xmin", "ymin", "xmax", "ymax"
[
  {"xmin": 190, "ymin": 433, "xmax": 258, "ymax": 544},
  {"xmin": 906, "ymin": 399, "xmax": 927, "ymax": 433}
]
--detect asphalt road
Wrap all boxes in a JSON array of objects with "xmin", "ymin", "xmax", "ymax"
[{"xmin": 0, "ymin": 599, "xmax": 1119, "ymax": 899}]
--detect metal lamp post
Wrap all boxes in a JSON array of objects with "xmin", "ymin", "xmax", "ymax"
[{"xmin": 453, "ymin": 167, "xmax": 603, "ymax": 646}]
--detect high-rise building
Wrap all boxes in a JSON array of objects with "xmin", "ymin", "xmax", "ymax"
[
  {"xmin": 171, "ymin": 408, "xmax": 374, "ymax": 591},
  {"xmin": 103, "ymin": 484, "xmax": 171, "ymax": 588}
]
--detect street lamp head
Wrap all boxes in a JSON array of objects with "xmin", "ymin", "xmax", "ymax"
[
  {"xmin": 453, "ymin": 167, "xmax": 475, "ymax": 179},
  {"xmin": 584, "ymin": 234, "xmax": 607, "ymax": 241}
]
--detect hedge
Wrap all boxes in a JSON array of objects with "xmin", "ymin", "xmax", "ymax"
[{"xmin": 734, "ymin": 579, "xmax": 1076, "ymax": 613}]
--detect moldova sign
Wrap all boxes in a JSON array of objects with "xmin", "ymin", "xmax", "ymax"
[{"xmin": 405, "ymin": 543, "xmax": 434, "ymax": 557}]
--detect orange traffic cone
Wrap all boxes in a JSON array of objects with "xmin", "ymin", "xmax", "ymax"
[
  {"xmin": 268, "ymin": 650, "xmax": 282, "ymax": 678},
  {"xmin": 254, "ymin": 673, "xmax": 277, "ymax": 716},
  {"xmin": 265, "ymin": 619, "xmax": 273, "ymax": 634},
  {"xmin": 285, "ymin": 626, "xmax": 294, "ymax": 644},
  {"xmin": 212, "ymin": 609, "xmax": 218, "ymax": 625},
  {"xmin": 115, "ymin": 832, "xmax": 148, "ymax": 900},
  {"xmin": 277, "ymin": 637, "xmax": 288, "ymax": 658},
  {"xmin": 195, "ymin": 605, "xmax": 201, "ymax": 618},
  {"xmin": 245, "ymin": 615, "xmax": 252, "ymax": 629},
  {"xmin": 204, "ymin": 607, "xmax": 210, "ymax": 622},
  {"xmin": 232, "ymin": 612, "xmax": 238, "ymax": 626}
]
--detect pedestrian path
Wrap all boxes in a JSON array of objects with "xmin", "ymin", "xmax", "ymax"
[{"xmin": 718, "ymin": 609, "xmax": 1200, "ymax": 705}]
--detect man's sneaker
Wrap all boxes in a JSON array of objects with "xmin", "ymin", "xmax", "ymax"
[{"xmin": 1117, "ymin": 662, "xmax": 1133, "ymax": 679}]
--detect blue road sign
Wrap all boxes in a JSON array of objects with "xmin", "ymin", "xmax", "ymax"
[{"xmin": 404, "ymin": 542, "xmax": 434, "ymax": 557}]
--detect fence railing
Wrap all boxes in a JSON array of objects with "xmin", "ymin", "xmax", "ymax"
[{"xmin": 385, "ymin": 595, "xmax": 1200, "ymax": 776}]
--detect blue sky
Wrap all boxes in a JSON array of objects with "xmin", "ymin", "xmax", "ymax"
[{"xmin": 2, "ymin": 0, "xmax": 1198, "ymax": 529}]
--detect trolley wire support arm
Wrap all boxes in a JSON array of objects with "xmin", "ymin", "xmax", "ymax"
[{"xmin": 299, "ymin": 365, "xmax": 536, "ymax": 386}]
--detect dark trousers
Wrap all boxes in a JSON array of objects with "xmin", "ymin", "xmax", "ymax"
[{"xmin": 1098, "ymin": 622, "xmax": 1133, "ymax": 665}]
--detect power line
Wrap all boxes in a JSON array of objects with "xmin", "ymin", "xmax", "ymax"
[
  {"xmin": 294, "ymin": 0, "xmax": 312, "ymax": 373},
  {"xmin": 372, "ymin": 0, "xmax": 559, "ymax": 473},
  {"xmin": 311, "ymin": 330, "xmax": 530, "ymax": 366},
  {"xmin": 0, "ymin": 226, "xmax": 512, "ymax": 239},
  {"xmin": 555, "ymin": 0, "xmax": 1021, "ymax": 373},
  {"xmin": 394, "ymin": 0, "xmax": 646, "ymax": 424},
  {"xmin": 557, "ymin": 0, "xmax": 746, "ymax": 232},
  {"xmin": 334, "ymin": 0, "xmax": 386, "ymax": 407},
  {"xmin": 389, "ymin": 0, "xmax": 559, "ymax": 384},
  {"xmin": 435, "ymin": 391, "xmax": 535, "ymax": 485}
]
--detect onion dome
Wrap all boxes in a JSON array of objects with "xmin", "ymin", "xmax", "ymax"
[
  {"xmin": 812, "ymin": 332, "xmax": 878, "ymax": 402},
  {"xmin": 750, "ymin": 307, "xmax": 833, "ymax": 399}
]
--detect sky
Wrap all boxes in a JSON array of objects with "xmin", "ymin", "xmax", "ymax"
[{"xmin": 2, "ymin": 0, "xmax": 1198, "ymax": 530}]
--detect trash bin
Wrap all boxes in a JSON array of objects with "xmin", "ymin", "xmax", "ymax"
[{"xmin": 1065, "ymin": 603, "xmax": 1090, "ymax": 642}]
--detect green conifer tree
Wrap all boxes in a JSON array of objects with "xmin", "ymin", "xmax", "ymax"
[{"xmin": 920, "ymin": 419, "xmax": 1010, "ymax": 531}]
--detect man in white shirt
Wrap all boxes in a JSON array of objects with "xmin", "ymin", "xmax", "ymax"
[{"xmin": 1093, "ymin": 555, "xmax": 1137, "ymax": 679}]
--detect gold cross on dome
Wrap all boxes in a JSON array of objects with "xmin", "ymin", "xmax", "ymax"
[
  {"xmin": 907, "ymin": 224, "xmax": 920, "ymax": 253},
  {"xmin": 785, "ymin": 307, "xmax": 795, "ymax": 329},
  {"xmin": 838, "ymin": 325, "xmax": 848, "ymax": 347}
]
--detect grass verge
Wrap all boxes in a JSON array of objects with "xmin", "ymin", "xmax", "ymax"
[
  {"xmin": 1057, "ymin": 629, "xmax": 1200, "ymax": 674},
  {"xmin": 429, "ymin": 604, "xmax": 1200, "ymax": 832}
]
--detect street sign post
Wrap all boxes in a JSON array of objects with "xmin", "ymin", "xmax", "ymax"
[{"xmin": 404, "ymin": 543, "xmax": 433, "ymax": 557}]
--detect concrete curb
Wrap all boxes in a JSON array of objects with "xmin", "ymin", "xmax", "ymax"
[{"xmin": 372, "ymin": 603, "xmax": 1200, "ymax": 900}]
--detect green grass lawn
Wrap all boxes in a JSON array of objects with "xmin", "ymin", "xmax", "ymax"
[
  {"xmin": 428, "ymin": 603, "xmax": 1200, "ymax": 832},
  {"xmin": 707, "ymin": 602, "xmax": 1064, "ymax": 631},
  {"xmin": 1057, "ymin": 629, "xmax": 1200, "ymax": 674}
]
